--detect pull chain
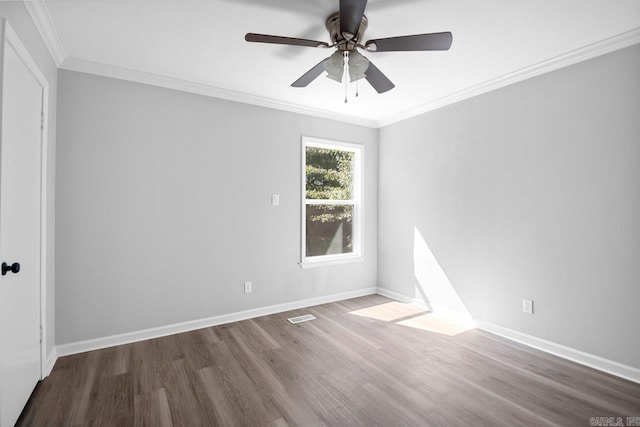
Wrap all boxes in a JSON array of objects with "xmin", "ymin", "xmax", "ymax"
[
  {"xmin": 344, "ymin": 52, "xmax": 348, "ymax": 103},
  {"xmin": 355, "ymin": 79, "xmax": 359, "ymax": 97}
]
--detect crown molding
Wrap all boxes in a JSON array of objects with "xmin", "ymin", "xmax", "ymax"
[
  {"xmin": 21, "ymin": 1, "xmax": 640, "ymax": 129},
  {"xmin": 379, "ymin": 27, "xmax": 640, "ymax": 128},
  {"xmin": 23, "ymin": 0, "xmax": 66, "ymax": 67},
  {"xmin": 60, "ymin": 57, "xmax": 379, "ymax": 128}
]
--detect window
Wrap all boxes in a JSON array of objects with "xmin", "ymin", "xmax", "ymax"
[{"xmin": 301, "ymin": 137, "xmax": 363, "ymax": 267}]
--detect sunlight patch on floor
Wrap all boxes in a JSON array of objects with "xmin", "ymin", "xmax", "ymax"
[
  {"xmin": 397, "ymin": 311, "xmax": 475, "ymax": 336},
  {"xmin": 349, "ymin": 301, "xmax": 426, "ymax": 322},
  {"xmin": 349, "ymin": 301, "xmax": 475, "ymax": 336}
]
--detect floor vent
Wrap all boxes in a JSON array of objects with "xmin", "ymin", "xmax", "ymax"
[{"xmin": 287, "ymin": 314, "xmax": 316, "ymax": 324}]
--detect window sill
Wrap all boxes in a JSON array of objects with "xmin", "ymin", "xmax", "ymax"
[{"xmin": 299, "ymin": 255, "xmax": 365, "ymax": 269}]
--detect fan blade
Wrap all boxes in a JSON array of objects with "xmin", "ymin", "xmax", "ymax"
[
  {"xmin": 340, "ymin": 0, "xmax": 367, "ymax": 39},
  {"xmin": 291, "ymin": 58, "xmax": 330, "ymax": 87},
  {"xmin": 365, "ymin": 32, "xmax": 453, "ymax": 52},
  {"xmin": 364, "ymin": 61, "xmax": 394, "ymax": 93},
  {"xmin": 245, "ymin": 33, "xmax": 329, "ymax": 48}
]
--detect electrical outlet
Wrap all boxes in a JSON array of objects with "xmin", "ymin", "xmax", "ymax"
[
  {"xmin": 271, "ymin": 194, "xmax": 279, "ymax": 206},
  {"xmin": 522, "ymin": 299, "xmax": 533, "ymax": 314},
  {"xmin": 244, "ymin": 281, "xmax": 252, "ymax": 293}
]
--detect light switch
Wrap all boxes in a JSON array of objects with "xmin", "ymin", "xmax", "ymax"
[{"xmin": 271, "ymin": 194, "xmax": 280, "ymax": 206}]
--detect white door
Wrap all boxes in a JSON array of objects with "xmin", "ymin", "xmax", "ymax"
[{"xmin": 0, "ymin": 28, "xmax": 44, "ymax": 427}]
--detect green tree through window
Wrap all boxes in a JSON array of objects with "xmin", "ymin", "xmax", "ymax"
[
  {"xmin": 304, "ymin": 144, "xmax": 359, "ymax": 258},
  {"xmin": 306, "ymin": 147, "xmax": 353, "ymax": 200}
]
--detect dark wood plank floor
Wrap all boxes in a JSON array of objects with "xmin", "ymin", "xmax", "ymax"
[{"xmin": 18, "ymin": 295, "xmax": 640, "ymax": 426}]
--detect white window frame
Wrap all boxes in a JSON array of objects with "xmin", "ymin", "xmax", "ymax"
[{"xmin": 300, "ymin": 136, "xmax": 364, "ymax": 268}]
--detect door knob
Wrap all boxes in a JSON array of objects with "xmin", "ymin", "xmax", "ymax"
[{"xmin": 1, "ymin": 262, "xmax": 20, "ymax": 275}]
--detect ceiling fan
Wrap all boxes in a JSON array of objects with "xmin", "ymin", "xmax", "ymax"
[{"xmin": 244, "ymin": 0, "xmax": 452, "ymax": 97}]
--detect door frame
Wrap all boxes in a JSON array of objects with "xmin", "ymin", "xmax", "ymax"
[{"xmin": 0, "ymin": 19, "xmax": 50, "ymax": 379}]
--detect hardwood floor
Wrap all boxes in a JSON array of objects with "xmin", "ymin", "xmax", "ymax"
[{"xmin": 18, "ymin": 295, "xmax": 640, "ymax": 426}]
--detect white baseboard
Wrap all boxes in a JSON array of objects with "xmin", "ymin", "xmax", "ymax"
[
  {"xmin": 377, "ymin": 287, "xmax": 640, "ymax": 384},
  {"xmin": 376, "ymin": 287, "xmax": 413, "ymax": 303},
  {"xmin": 428, "ymin": 303, "xmax": 475, "ymax": 324},
  {"xmin": 475, "ymin": 320, "xmax": 640, "ymax": 385},
  {"xmin": 43, "ymin": 347, "xmax": 57, "ymax": 378},
  {"xmin": 56, "ymin": 287, "xmax": 377, "ymax": 357},
  {"xmin": 54, "ymin": 286, "xmax": 640, "ymax": 384},
  {"xmin": 411, "ymin": 297, "xmax": 430, "ymax": 310}
]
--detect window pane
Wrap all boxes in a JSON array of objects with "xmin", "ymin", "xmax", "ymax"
[
  {"xmin": 306, "ymin": 204, "xmax": 353, "ymax": 257},
  {"xmin": 306, "ymin": 146, "xmax": 354, "ymax": 200}
]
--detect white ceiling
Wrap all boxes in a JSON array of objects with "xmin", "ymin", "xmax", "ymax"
[{"xmin": 33, "ymin": 0, "xmax": 640, "ymax": 126}]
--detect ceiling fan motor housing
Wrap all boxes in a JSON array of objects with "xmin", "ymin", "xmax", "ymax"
[{"xmin": 326, "ymin": 11, "xmax": 368, "ymax": 51}]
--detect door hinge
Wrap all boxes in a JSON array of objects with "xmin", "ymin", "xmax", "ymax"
[
  {"xmin": 40, "ymin": 325, "xmax": 43, "ymax": 343},
  {"xmin": 40, "ymin": 111, "xmax": 44, "ymax": 130}
]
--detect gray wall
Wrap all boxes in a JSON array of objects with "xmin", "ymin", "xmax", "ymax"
[
  {"xmin": 55, "ymin": 70, "xmax": 378, "ymax": 344},
  {"xmin": 0, "ymin": 3, "xmax": 58, "ymax": 360},
  {"xmin": 378, "ymin": 45, "xmax": 640, "ymax": 368}
]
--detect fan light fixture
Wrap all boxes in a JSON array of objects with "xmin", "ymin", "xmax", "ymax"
[
  {"xmin": 325, "ymin": 51, "xmax": 345, "ymax": 82},
  {"xmin": 245, "ymin": 0, "xmax": 454, "ymax": 98},
  {"xmin": 326, "ymin": 51, "xmax": 369, "ymax": 84},
  {"xmin": 348, "ymin": 50, "xmax": 369, "ymax": 82}
]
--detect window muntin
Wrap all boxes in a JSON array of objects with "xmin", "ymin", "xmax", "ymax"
[{"xmin": 302, "ymin": 137, "xmax": 363, "ymax": 265}]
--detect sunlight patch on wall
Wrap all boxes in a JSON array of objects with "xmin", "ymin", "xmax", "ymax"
[{"xmin": 413, "ymin": 226, "xmax": 473, "ymax": 321}]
